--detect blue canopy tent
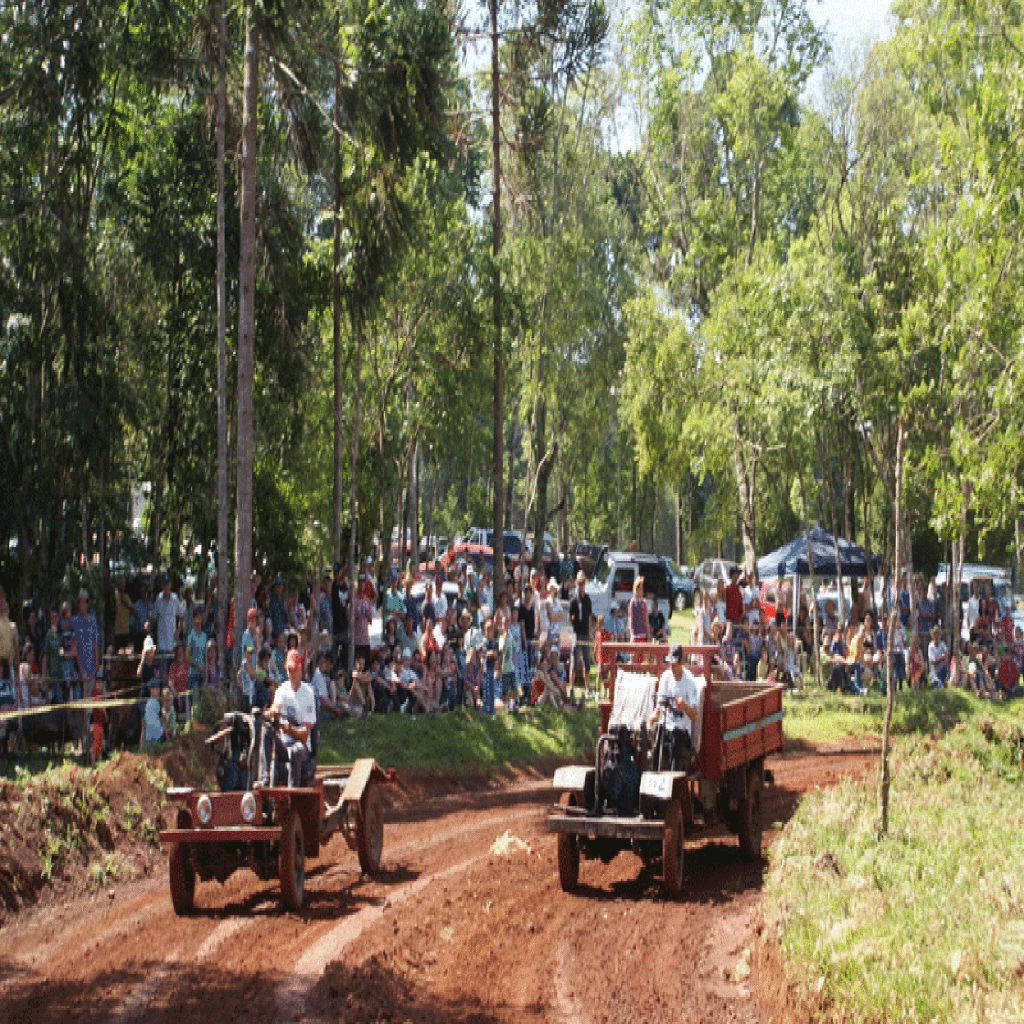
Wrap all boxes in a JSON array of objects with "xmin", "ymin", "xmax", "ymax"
[
  {"xmin": 756, "ymin": 526, "xmax": 879, "ymax": 581},
  {"xmin": 756, "ymin": 526, "xmax": 881, "ymax": 624}
]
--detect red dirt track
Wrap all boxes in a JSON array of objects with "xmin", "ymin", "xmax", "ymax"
[{"xmin": 0, "ymin": 742, "xmax": 876, "ymax": 1024}]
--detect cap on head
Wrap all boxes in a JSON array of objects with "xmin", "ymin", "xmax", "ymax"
[
  {"xmin": 143, "ymin": 636, "xmax": 156, "ymax": 653},
  {"xmin": 548, "ymin": 578, "xmax": 559, "ymax": 592},
  {"xmin": 729, "ymin": 566, "xmax": 741, "ymax": 578},
  {"xmin": 402, "ymin": 647, "xmax": 412, "ymax": 660},
  {"xmin": 576, "ymin": 570, "xmax": 587, "ymax": 583},
  {"xmin": 78, "ymin": 588, "xmax": 89, "ymax": 602},
  {"xmin": 247, "ymin": 607, "xmax": 259, "ymax": 622},
  {"xmin": 285, "ymin": 649, "xmax": 302, "ymax": 671},
  {"xmin": 274, "ymin": 574, "xmax": 284, "ymax": 586}
]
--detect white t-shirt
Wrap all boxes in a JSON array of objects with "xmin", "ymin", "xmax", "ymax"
[
  {"xmin": 271, "ymin": 680, "xmax": 317, "ymax": 751},
  {"xmin": 658, "ymin": 665, "xmax": 706, "ymax": 753},
  {"xmin": 153, "ymin": 592, "xmax": 182, "ymax": 653},
  {"xmin": 966, "ymin": 596, "xmax": 980, "ymax": 629},
  {"xmin": 546, "ymin": 597, "xmax": 564, "ymax": 635}
]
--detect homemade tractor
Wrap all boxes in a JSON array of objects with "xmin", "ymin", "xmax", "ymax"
[
  {"xmin": 158, "ymin": 710, "xmax": 391, "ymax": 913},
  {"xmin": 549, "ymin": 643, "xmax": 783, "ymax": 896}
]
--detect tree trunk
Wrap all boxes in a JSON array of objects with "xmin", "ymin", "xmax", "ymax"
[
  {"xmin": 331, "ymin": 39, "xmax": 344, "ymax": 564},
  {"xmin": 490, "ymin": 0, "xmax": 504, "ymax": 601},
  {"xmin": 346, "ymin": 308, "xmax": 364, "ymax": 678},
  {"xmin": 215, "ymin": 0, "xmax": 229, "ymax": 686},
  {"xmin": 880, "ymin": 416, "xmax": 905, "ymax": 835},
  {"xmin": 233, "ymin": 8, "xmax": 257, "ymax": 661}
]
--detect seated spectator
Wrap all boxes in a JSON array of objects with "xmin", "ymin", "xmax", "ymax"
[
  {"xmin": 347, "ymin": 655, "xmax": 375, "ymax": 717},
  {"xmin": 532, "ymin": 647, "xmax": 565, "ymax": 708},
  {"xmin": 311, "ymin": 648, "xmax": 341, "ymax": 718},
  {"xmin": 927, "ymin": 626, "xmax": 948, "ymax": 688},
  {"xmin": 649, "ymin": 600, "xmax": 668, "ymax": 642}
]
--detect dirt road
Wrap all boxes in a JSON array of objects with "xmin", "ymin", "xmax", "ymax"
[{"xmin": 0, "ymin": 742, "xmax": 876, "ymax": 1024}]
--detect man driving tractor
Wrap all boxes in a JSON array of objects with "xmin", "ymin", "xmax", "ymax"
[
  {"xmin": 650, "ymin": 642, "xmax": 706, "ymax": 772},
  {"xmin": 258, "ymin": 647, "xmax": 317, "ymax": 788}
]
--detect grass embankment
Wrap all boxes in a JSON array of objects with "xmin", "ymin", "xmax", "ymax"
[
  {"xmin": 319, "ymin": 704, "xmax": 600, "ymax": 772},
  {"xmin": 763, "ymin": 697, "xmax": 1024, "ymax": 1023}
]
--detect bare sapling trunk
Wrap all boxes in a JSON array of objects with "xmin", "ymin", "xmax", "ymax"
[
  {"xmin": 880, "ymin": 416, "xmax": 905, "ymax": 835},
  {"xmin": 215, "ymin": 0, "xmax": 229, "ymax": 687}
]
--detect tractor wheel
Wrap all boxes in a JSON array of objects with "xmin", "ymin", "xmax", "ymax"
[
  {"xmin": 168, "ymin": 843, "xmax": 195, "ymax": 915},
  {"xmin": 738, "ymin": 769, "xmax": 763, "ymax": 861},
  {"xmin": 279, "ymin": 808, "xmax": 305, "ymax": 910},
  {"xmin": 356, "ymin": 781, "xmax": 384, "ymax": 876},
  {"xmin": 556, "ymin": 792, "xmax": 580, "ymax": 892},
  {"xmin": 662, "ymin": 801, "xmax": 684, "ymax": 897}
]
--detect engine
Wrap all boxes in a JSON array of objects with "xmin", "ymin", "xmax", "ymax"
[{"xmin": 598, "ymin": 725, "xmax": 641, "ymax": 816}]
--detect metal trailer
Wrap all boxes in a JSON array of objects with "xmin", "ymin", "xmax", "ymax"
[
  {"xmin": 157, "ymin": 711, "xmax": 391, "ymax": 913},
  {"xmin": 548, "ymin": 643, "xmax": 784, "ymax": 896}
]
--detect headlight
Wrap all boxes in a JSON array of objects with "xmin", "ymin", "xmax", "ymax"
[
  {"xmin": 196, "ymin": 794, "xmax": 212, "ymax": 825},
  {"xmin": 240, "ymin": 792, "xmax": 257, "ymax": 824}
]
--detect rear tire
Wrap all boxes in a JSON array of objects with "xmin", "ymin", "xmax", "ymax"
[
  {"xmin": 738, "ymin": 769, "xmax": 763, "ymax": 861},
  {"xmin": 168, "ymin": 843, "xmax": 195, "ymax": 915},
  {"xmin": 356, "ymin": 781, "xmax": 384, "ymax": 875},
  {"xmin": 279, "ymin": 808, "xmax": 305, "ymax": 910},
  {"xmin": 557, "ymin": 792, "xmax": 580, "ymax": 892},
  {"xmin": 662, "ymin": 801, "xmax": 684, "ymax": 897}
]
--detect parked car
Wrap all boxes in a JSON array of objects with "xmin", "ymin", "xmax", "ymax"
[
  {"xmin": 660, "ymin": 557, "xmax": 694, "ymax": 611},
  {"xmin": 585, "ymin": 550, "xmax": 672, "ymax": 631},
  {"xmin": 572, "ymin": 542, "xmax": 604, "ymax": 579},
  {"xmin": 691, "ymin": 558, "xmax": 739, "ymax": 605}
]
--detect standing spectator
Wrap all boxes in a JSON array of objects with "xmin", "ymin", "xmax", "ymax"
[
  {"xmin": 518, "ymin": 585, "xmax": 538, "ymax": 669},
  {"xmin": 268, "ymin": 574, "xmax": 288, "ymax": 639},
  {"xmin": 481, "ymin": 618, "xmax": 498, "ymax": 715},
  {"xmin": 499, "ymin": 615, "xmax": 517, "ymax": 711},
  {"xmin": 186, "ymin": 607, "xmax": 207, "ymax": 692},
  {"xmin": 204, "ymin": 639, "xmax": 220, "ymax": 689},
  {"xmin": 628, "ymin": 577, "xmax": 650, "ymax": 644},
  {"xmin": 153, "ymin": 575, "xmax": 183, "ymax": 681},
  {"xmin": 71, "ymin": 589, "xmax": 101, "ymax": 693},
  {"xmin": 725, "ymin": 567, "xmax": 744, "ymax": 625},
  {"xmin": 168, "ymin": 640, "xmax": 189, "ymax": 717},
  {"xmin": 0, "ymin": 590, "xmax": 19, "ymax": 688},
  {"xmin": 133, "ymin": 585, "xmax": 149, "ymax": 652},
  {"xmin": 545, "ymin": 578, "xmax": 565, "ymax": 648},
  {"xmin": 113, "ymin": 578, "xmax": 134, "ymax": 650},
  {"xmin": 331, "ymin": 562, "xmax": 350, "ymax": 666},
  {"xmin": 917, "ymin": 579, "xmax": 935, "ymax": 646},
  {"xmin": 966, "ymin": 579, "xmax": 981, "ymax": 642},
  {"xmin": 42, "ymin": 606, "xmax": 64, "ymax": 701},
  {"xmin": 568, "ymin": 571, "xmax": 593, "ymax": 695},
  {"xmin": 23, "ymin": 607, "xmax": 44, "ymax": 657},
  {"xmin": 479, "ymin": 570, "xmax": 494, "ymax": 620},
  {"xmin": 353, "ymin": 580, "xmax": 373, "ymax": 668},
  {"xmin": 318, "ymin": 570, "xmax": 333, "ymax": 638}
]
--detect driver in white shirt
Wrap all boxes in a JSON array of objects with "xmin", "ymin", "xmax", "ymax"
[
  {"xmin": 259, "ymin": 648, "xmax": 317, "ymax": 787},
  {"xmin": 651, "ymin": 642, "xmax": 706, "ymax": 772}
]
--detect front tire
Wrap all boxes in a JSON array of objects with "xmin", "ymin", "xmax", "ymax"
[
  {"xmin": 357, "ymin": 781, "xmax": 384, "ymax": 875},
  {"xmin": 557, "ymin": 793, "xmax": 580, "ymax": 892},
  {"xmin": 279, "ymin": 808, "xmax": 305, "ymax": 910},
  {"xmin": 738, "ymin": 769, "xmax": 763, "ymax": 861},
  {"xmin": 662, "ymin": 801, "xmax": 684, "ymax": 897},
  {"xmin": 168, "ymin": 843, "xmax": 195, "ymax": 915}
]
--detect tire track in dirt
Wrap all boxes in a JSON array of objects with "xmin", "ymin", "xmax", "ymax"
[
  {"xmin": 273, "ymin": 807, "xmax": 545, "ymax": 1023},
  {"xmin": 108, "ymin": 917, "xmax": 249, "ymax": 1024}
]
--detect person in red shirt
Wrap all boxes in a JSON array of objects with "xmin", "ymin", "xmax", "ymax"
[{"xmin": 725, "ymin": 567, "xmax": 745, "ymax": 625}]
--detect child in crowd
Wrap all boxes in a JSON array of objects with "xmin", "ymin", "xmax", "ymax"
[
  {"xmin": 593, "ymin": 614, "xmax": 612, "ymax": 697},
  {"xmin": 204, "ymin": 639, "xmax": 219, "ymax": 688},
  {"xmin": 481, "ymin": 618, "xmax": 498, "ymax": 715},
  {"xmin": 465, "ymin": 647, "xmax": 482, "ymax": 708},
  {"xmin": 907, "ymin": 637, "xmax": 925, "ymax": 690},
  {"xmin": 186, "ymin": 608, "xmax": 206, "ymax": 691},
  {"xmin": 168, "ymin": 641, "xmax": 189, "ymax": 717},
  {"xmin": 499, "ymin": 617, "xmax": 517, "ymax": 711},
  {"xmin": 347, "ymin": 654, "xmax": 375, "ymax": 717}
]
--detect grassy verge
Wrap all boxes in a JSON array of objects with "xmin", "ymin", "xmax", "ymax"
[
  {"xmin": 762, "ymin": 720, "xmax": 1024, "ymax": 1023},
  {"xmin": 781, "ymin": 687, "xmax": 1024, "ymax": 746},
  {"xmin": 318, "ymin": 704, "xmax": 600, "ymax": 772}
]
